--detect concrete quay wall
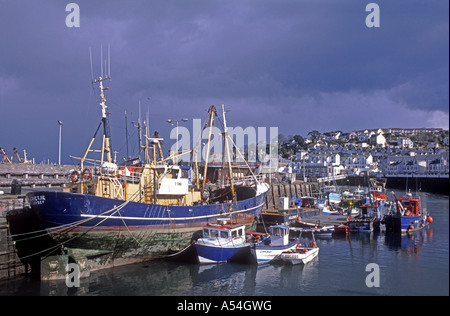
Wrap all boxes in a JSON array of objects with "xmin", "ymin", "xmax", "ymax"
[{"xmin": 0, "ymin": 163, "xmax": 74, "ymax": 188}]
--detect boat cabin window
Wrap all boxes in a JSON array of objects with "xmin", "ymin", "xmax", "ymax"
[
  {"xmin": 181, "ymin": 168, "xmax": 189, "ymax": 179},
  {"xmin": 231, "ymin": 228, "xmax": 244, "ymax": 238},
  {"xmin": 204, "ymin": 226, "xmax": 244, "ymax": 239},
  {"xmin": 401, "ymin": 201, "xmax": 411, "ymax": 207},
  {"xmin": 171, "ymin": 169, "xmax": 179, "ymax": 179},
  {"xmin": 271, "ymin": 226, "xmax": 288, "ymax": 237},
  {"xmin": 220, "ymin": 230, "xmax": 229, "ymax": 239}
]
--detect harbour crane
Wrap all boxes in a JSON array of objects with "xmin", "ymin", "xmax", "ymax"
[{"xmin": 0, "ymin": 147, "xmax": 12, "ymax": 163}]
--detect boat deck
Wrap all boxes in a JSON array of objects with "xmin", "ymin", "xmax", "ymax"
[{"xmin": 291, "ymin": 214, "xmax": 348, "ymax": 230}]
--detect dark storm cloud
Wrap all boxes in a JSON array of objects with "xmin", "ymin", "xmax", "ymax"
[{"xmin": 0, "ymin": 0, "xmax": 448, "ymax": 163}]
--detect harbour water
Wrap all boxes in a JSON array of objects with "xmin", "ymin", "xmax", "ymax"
[{"xmin": 0, "ymin": 190, "xmax": 448, "ymax": 296}]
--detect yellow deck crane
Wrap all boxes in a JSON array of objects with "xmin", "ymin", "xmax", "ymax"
[
  {"xmin": 12, "ymin": 147, "xmax": 31, "ymax": 164},
  {"xmin": 1, "ymin": 147, "xmax": 12, "ymax": 163}
]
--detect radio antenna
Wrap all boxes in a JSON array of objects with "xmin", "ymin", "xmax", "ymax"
[
  {"xmin": 108, "ymin": 43, "xmax": 111, "ymax": 78},
  {"xmin": 100, "ymin": 45, "xmax": 103, "ymax": 78},
  {"xmin": 89, "ymin": 47, "xmax": 94, "ymax": 81}
]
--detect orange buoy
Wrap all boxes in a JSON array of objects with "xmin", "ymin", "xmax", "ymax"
[
  {"xmin": 426, "ymin": 216, "xmax": 433, "ymax": 223},
  {"xmin": 82, "ymin": 168, "xmax": 92, "ymax": 180},
  {"xmin": 70, "ymin": 170, "xmax": 79, "ymax": 183},
  {"xmin": 297, "ymin": 216, "xmax": 302, "ymax": 221}
]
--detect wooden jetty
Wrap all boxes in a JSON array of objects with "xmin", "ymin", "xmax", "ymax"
[{"xmin": 264, "ymin": 182, "xmax": 321, "ymax": 210}]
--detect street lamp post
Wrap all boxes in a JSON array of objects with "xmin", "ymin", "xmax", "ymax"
[{"xmin": 58, "ymin": 120, "xmax": 63, "ymax": 165}]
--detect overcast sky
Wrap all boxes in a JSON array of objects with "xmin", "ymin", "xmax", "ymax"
[{"xmin": 0, "ymin": 0, "xmax": 448, "ymax": 164}]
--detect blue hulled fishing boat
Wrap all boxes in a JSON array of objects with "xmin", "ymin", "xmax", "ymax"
[
  {"xmin": 194, "ymin": 218, "xmax": 250, "ymax": 264},
  {"xmin": 22, "ymin": 71, "xmax": 269, "ymax": 269},
  {"xmin": 383, "ymin": 192, "xmax": 433, "ymax": 233}
]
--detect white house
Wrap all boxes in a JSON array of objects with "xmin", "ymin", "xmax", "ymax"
[
  {"xmin": 341, "ymin": 153, "xmax": 373, "ymax": 174},
  {"xmin": 371, "ymin": 133, "xmax": 386, "ymax": 147},
  {"xmin": 379, "ymin": 151, "xmax": 449, "ymax": 176},
  {"xmin": 291, "ymin": 153, "xmax": 342, "ymax": 178},
  {"xmin": 397, "ymin": 138, "xmax": 414, "ymax": 149}
]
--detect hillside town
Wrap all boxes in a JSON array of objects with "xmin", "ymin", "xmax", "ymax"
[{"xmin": 277, "ymin": 127, "xmax": 449, "ymax": 181}]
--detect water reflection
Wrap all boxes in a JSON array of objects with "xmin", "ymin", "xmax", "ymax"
[
  {"xmin": 0, "ymin": 217, "xmax": 443, "ymax": 296},
  {"xmin": 384, "ymin": 228, "xmax": 433, "ymax": 256},
  {"xmin": 16, "ymin": 256, "xmax": 322, "ymax": 296}
]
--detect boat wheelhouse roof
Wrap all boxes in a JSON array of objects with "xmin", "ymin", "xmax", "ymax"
[
  {"xmin": 397, "ymin": 196, "xmax": 420, "ymax": 202},
  {"xmin": 271, "ymin": 224, "xmax": 290, "ymax": 229},
  {"xmin": 203, "ymin": 223, "xmax": 246, "ymax": 231}
]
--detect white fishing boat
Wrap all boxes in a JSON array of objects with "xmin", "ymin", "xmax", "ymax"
[
  {"xmin": 321, "ymin": 204, "xmax": 340, "ymax": 215},
  {"xmin": 279, "ymin": 231, "xmax": 319, "ymax": 265},
  {"xmin": 250, "ymin": 225, "xmax": 299, "ymax": 265},
  {"xmin": 279, "ymin": 243, "xmax": 319, "ymax": 265}
]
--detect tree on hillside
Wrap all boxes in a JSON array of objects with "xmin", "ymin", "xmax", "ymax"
[{"xmin": 308, "ymin": 130, "xmax": 321, "ymax": 142}]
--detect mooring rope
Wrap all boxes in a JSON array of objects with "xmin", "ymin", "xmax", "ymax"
[
  {"xmin": 7, "ymin": 199, "xmax": 129, "ymax": 243},
  {"xmin": 2, "ymin": 207, "xmax": 121, "ymax": 265},
  {"xmin": 6, "ymin": 168, "xmax": 157, "ymax": 243},
  {"xmin": 4, "ymin": 169, "xmax": 162, "ymax": 265}
]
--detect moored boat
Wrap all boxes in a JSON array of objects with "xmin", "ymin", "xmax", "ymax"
[
  {"xmin": 369, "ymin": 179, "xmax": 388, "ymax": 201},
  {"xmin": 15, "ymin": 72, "xmax": 269, "ymax": 272},
  {"xmin": 295, "ymin": 218, "xmax": 335, "ymax": 237},
  {"xmin": 383, "ymin": 192, "xmax": 433, "ymax": 233},
  {"xmin": 333, "ymin": 223, "xmax": 349, "ymax": 235},
  {"xmin": 250, "ymin": 225, "xmax": 299, "ymax": 265},
  {"xmin": 279, "ymin": 232, "xmax": 319, "ymax": 265},
  {"xmin": 194, "ymin": 218, "xmax": 250, "ymax": 264},
  {"xmin": 279, "ymin": 243, "xmax": 319, "ymax": 265},
  {"xmin": 348, "ymin": 201, "xmax": 382, "ymax": 233}
]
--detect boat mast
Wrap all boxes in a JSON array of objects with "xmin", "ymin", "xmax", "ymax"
[
  {"xmin": 222, "ymin": 104, "xmax": 236, "ymax": 202},
  {"xmin": 76, "ymin": 46, "xmax": 112, "ymax": 169},
  {"xmin": 193, "ymin": 146, "xmax": 200, "ymax": 190},
  {"xmin": 202, "ymin": 105, "xmax": 217, "ymax": 188},
  {"xmin": 98, "ymin": 76, "xmax": 113, "ymax": 164},
  {"xmin": 125, "ymin": 110, "xmax": 129, "ymax": 159}
]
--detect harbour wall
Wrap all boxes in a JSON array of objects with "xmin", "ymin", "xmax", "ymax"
[
  {"xmin": 0, "ymin": 163, "xmax": 73, "ymax": 189},
  {"xmin": 0, "ymin": 197, "xmax": 28, "ymax": 280},
  {"xmin": 333, "ymin": 174, "xmax": 449, "ymax": 195},
  {"xmin": 384, "ymin": 176, "xmax": 449, "ymax": 196}
]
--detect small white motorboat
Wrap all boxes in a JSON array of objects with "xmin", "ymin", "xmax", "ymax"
[
  {"xmin": 279, "ymin": 232, "xmax": 319, "ymax": 265},
  {"xmin": 279, "ymin": 244, "xmax": 319, "ymax": 265}
]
